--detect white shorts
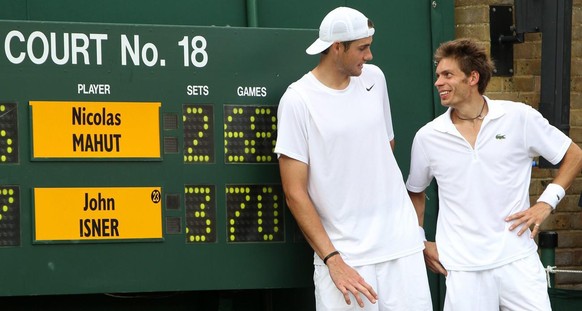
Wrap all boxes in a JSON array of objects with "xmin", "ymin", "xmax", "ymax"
[
  {"xmin": 444, "ymin": 253, "xmax": 551, "ymax": 311},
  {"xmin": 313, "ymin": 251, "xmax": 432, "ymax": 311}
]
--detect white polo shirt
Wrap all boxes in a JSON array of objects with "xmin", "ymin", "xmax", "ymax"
[{"xmin": 406, "ymin": 97, "xmax": 571, "ymax": 271}]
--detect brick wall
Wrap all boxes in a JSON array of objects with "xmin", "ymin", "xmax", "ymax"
[{"xmin": 455, "ymin": 0, "xmax": 582, "ymax": 289}]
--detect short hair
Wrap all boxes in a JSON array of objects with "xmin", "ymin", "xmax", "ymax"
[{"xmin": 434, "ymin": 38, "xmax": 495, "ymax": 94}]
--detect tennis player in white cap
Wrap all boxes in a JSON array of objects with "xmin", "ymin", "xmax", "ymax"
[{"xmin": 275, "ymin": 6, "xmax": 433, "ymax": 311}]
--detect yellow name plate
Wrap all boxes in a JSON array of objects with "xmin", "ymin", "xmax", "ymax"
[
  {"xmin": 34, "ymin": 187, "xmax": 163, "ymax": 241},
  {"xmin": 30, "ymin": 101, "xmax": 161, "ymax": 158}
]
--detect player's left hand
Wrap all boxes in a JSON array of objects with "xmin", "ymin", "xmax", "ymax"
[{"xmin": 506, "ymin": 202, "xmax": 553, "ymax": 238}]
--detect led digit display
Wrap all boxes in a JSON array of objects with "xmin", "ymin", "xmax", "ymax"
[
  {"xmin": 183, "ymin": 104, "xmax": 214, "ymax": 163},
  {"xmin": 0, "ymin": 103, "xmax": 18, "ymax": 163},
  {"xmin": 0, "ymin": 186, "xmax": 20, "ymax": 246},
  {"xmin": 184, "ymin": 185, "xmax": 216, "ymax": 243},
  {"xmin": 223, "ymin": 105, "xmax": 277, "ymax": 164},
  {"xmin": 226, "ymin": 184, "xmax": 283, "ymax": 242}
]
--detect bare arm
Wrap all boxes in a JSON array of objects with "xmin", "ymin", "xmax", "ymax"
[
  {"xmin": 507, "ymin": 142, "xmax": 582, "ymax": 237},
  {"xmin": 408, "ymin": 190, "xmax": 447, "ymax": 276},
  {"xmin": 408, "ymin": 190, "xmax": 426, "ymax": 227},
  {"xmin": 279, "ymin": 155, "xmax": 335, "ymax": 258},
  {"xmin": 549, "ymin": 142, "xmax": 582, "ymax": 190},
  {"xmin": 278, "ymin": 155, "xmax": 377, "ymax": 307}
]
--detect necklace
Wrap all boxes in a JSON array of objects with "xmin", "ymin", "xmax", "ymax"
[{"xmin": 455, "ymin": 98, "xmax": 486, "ymax": 121}]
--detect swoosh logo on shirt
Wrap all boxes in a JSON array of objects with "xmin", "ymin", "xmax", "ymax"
[{"xmin": 366, "ymin": 84, "xmax": 375, "ymax": 91}]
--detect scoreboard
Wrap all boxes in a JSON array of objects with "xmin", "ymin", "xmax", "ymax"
[{"xmin": 0, "ymin": 20, "xmax": 315, "ymax": 296}]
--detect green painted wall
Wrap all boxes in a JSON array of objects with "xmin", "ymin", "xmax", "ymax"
[{"xmin": 0, "ymin": 1, "xmax": 454, "ymax": 309}]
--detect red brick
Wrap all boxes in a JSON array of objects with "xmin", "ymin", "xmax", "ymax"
[
  {"xmin": 556, "ymin": 249, "xmax": 576, "ymax": 266},
  {"xmin": 557, "ymin": 231, "xmax": 582, "ymax": 248}
]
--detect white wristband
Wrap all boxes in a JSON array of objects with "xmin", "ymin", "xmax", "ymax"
[
  {"xmin": 419, "ymin": 226, "xmax": 427, "ymax": 242},
  {"xmin": 536, "ymin": 183, "xmax": 565, "ymax": 209}
]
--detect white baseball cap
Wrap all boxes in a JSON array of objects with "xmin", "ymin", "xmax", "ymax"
[{"xmin": 306, "ymin": 7, "xmax": 375, "ymax": 55}]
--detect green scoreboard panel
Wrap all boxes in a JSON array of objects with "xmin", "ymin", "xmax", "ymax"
[{"xmin": 0, "ymin": 20, "xmax": 315, "ymax": 296}]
